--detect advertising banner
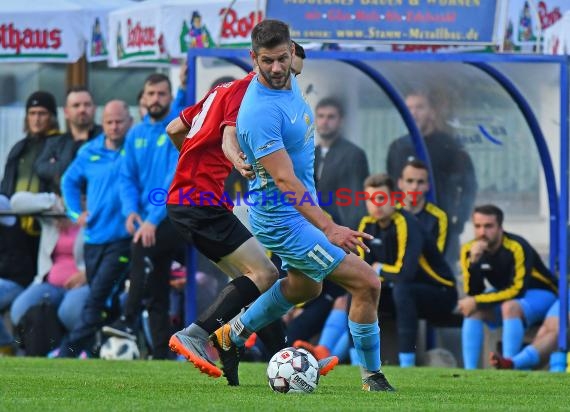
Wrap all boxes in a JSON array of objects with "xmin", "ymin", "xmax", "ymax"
[
  {"xmin": 0, "ymin": 1, "xmax": 85, "ymax": 63},
  {"xmin": 108, "ymin": 0, "xmax": 264, "ymax": 67},
  {"xmin": 266, "ymin": 0, "xmax": 500, "ymax": 46}
]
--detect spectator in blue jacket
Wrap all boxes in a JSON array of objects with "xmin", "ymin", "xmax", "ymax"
[
  {"xmin": 103, "ymin": 74, "xmax": 185, "ymax": 359},
  {"xmin": 56, "ymin": 100, "xmax": 133, "ymax": 358}
]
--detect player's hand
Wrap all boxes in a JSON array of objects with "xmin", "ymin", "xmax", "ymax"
[
  {"xmin": 235, "ymin": 152, "xmax": 255, "ymax": 180},
  {"xmin": 133, "ymin": 221, "xmax": 157, "ymax": 247},
  {"xmin": 324, "ymin": 223, "xmax": 372, "ymax": 254},
  {"xmin": 126, "ymin": 212, "xmax": 143, "ymax": 235},
  {"xmin": 77, "ymin": 211, "xmax": 89, "ymax": 227},
  {"xmin": 64, "ymin": 271, "xmax": 86, "ymax": 289},
  {"xmin": 470, "ymin": 239, "xmax": 488, "ymax": 263},
  {"xmin": 457, "ymin": 296, "xmax": 477, "ymax": 317}
]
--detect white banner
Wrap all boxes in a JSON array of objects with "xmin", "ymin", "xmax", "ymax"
[
  {"xmin": 162, "ymin": 0, "xmax": 263, "ymax": 57},
  {"xmin": 0, "ymin": 1, "xmax": 85, "ymax": 63},
  {"xmin": 503, "ymin": 0, "xmax": 569, "ymax": 51},
  {"xmin": 108, "ymin": 3, "xmax": 162, "ymax": 67},
  {"xmin": 72, "ymin": 0, "xmax": 134, "ymax": 62},
  {"xmin": 108, "ymin": 0, "xmax": 264, "ymax": 67}
]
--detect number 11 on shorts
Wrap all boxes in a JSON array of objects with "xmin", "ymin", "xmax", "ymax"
[{"xmin": 307, "ymin": 244, "xmax": 335, "ymax": 269}]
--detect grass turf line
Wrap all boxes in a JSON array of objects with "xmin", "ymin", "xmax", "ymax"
[{"xmin": 1, "ymin": 358, "xmax": 570, "ymax": 411}]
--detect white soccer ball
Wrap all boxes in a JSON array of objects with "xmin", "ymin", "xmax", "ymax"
[
  {"xmin": 267, "ymin": 347, "xmax": 319, "ymax": 394},
  {"xmin": 99, "ymin": 337, "xmax": 140, "ymax": 360}
]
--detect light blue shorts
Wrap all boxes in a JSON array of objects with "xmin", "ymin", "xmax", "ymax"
[
  {"xmin": 486, "ymin": 288, "xmax": 558, "ymax": 329},
  {"xmin": 250, "ymin": 213, "xmax": 346, "ymax": 282},
  {"xmin": 545, "ymin": 291, "xmax": 570, "ymax": 318}
]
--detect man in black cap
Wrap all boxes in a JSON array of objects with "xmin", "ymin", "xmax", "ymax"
[{"xmin": 0, "ymin": 90, "xmax": 60, "ymax": 354}]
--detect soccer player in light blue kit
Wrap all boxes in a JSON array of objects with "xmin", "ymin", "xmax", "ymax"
[{"xmin": 212, "ymin": 19, "xmax": 394, "ymax": 392}]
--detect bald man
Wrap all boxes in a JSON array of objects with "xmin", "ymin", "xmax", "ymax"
[{"xmin": 56, "ymin": 100, "xmax": 134, "ymax": 358}]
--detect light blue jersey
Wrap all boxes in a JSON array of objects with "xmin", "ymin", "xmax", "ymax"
[
  {"xmin": 237, "ymin": 75, "xmax": 344, "ymax": 280},
  {"xmin": 237, "ymin": 75, "xmax": 316, "ymax": 221}
]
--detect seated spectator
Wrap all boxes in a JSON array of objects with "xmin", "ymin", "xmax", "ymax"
[
  {"xmin": 0, "ymin": 91, "xmax": 61, "ymax": 355},
  {"xmin": 490, "ymin": 293, "xmax": 569, "ymax": 371},
  {"xmin": 296, "ymin": 174, "xmax": 457, "ymax": 368},
  {"xmin": 397, "ymin": 159, "xmax": 448, "ymax": 253},
  {"xmin": 9, "ymin": 192, "xmax": 89, "ymax": 350},
  {"xmin": 459, "ymin": 204, "xmax": 558, "ymax": 369}
]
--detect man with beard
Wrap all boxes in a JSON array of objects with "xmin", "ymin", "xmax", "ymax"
[
  {"xmin": 103, "ymin": 74, "xmax": 186, "ymax": 360},
  {"xmin": 36, "ymin": 87, "xmax": 102, "ymax": 192},
  {"xmin": 459, "ymin": 204, "xmax": 557, "ymax": 369},
  {"xmin": 314, "ymin": 97, "xmax": 370, "ymax": 231},
  {"xmin": 386, "ymin": 90, "xmax": 477, "ymax": 271}
]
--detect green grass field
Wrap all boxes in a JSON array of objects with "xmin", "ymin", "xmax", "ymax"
[{"xmin": 1, "ymin": 358, "xmax": 570, "ymax": 411}]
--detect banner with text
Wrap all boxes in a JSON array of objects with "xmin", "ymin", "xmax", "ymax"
[{"xmin": 266, "ymin": 0, "xmax": 500, "ymax": 46}]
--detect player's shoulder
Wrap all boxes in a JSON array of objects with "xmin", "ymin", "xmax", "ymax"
[
  {"xmin": 424, "ymin": 202, "xmax": 447, "ymax": 219},
  {"xmin": 216, "ymin": 72, "xmax": 254, "ymax": 94},
  {"xmin": 502, "ymin": 231, "xmax": 531, "ymax": 251},
  {"xmin": 357, "ymin": 215, "xmax": 378, "ymax": 232}
]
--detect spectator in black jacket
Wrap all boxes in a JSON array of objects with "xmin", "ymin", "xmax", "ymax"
[
  {"xmin": 386, "ymin": 90, "xmax": 477, "ymax": 270},
  {"xmin": 36, "ymin": 86, "xmax": 102, "ymax": 192},
  {"xmin": 0, "ymin": 91, "xmax": 60, "ymax": 354},
  {"xmin": 314, "ymin": 97, "xmax": 370, "ymax": 231}
]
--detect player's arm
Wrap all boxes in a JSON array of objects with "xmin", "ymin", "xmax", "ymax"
[
  {"xmin": 460, "ymin": 241, "xmax": 485, "ymax": 295},
  {"xmin": 61, "ymin": 155, "xmax": 87, "ymax": 226},
  {"xmin": 257, "ymin": 149, "xmax": 371, "ymax": 254},
  {"xmin": 222, "ymin": 126, "xmax": 254, "ymax": 179},
  {"xmin": 379, "ymin": 217, "xmax": 421, "ymax": 282},
  {"xmin": 166, "ymin": 117, "xmax": 189, "ymax": 151},
  {"xmin": 472, "ymin": 241, "xmax": 528, "ymax": 307}
]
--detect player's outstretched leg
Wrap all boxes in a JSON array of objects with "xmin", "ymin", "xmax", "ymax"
[
  {"xmin": 169, "ymin": 331, "xmax": 222, "ymax": 378},
  {"xmin": 317, "ymin": 356, "xmax": 339, "ymax": 376},
  {"xmin": 293, "ymin": 340, "xmax": 331, "ymax": 361}
]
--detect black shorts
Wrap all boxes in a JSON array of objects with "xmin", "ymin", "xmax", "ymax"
[{"xmin": 167, "ymin": 205, "xmax": 252, "ymax": 262}]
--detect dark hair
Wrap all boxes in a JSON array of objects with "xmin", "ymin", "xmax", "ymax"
[
  {"xmin": 363, "ymin": 173, "xmax": 395, "ymax": 192},
  {"xmin": 251, "ymin": 19, "xmax": 291, "ymax": 53},
  {"xmin": 315, "ymin": 97, "xmax": 344, "ymax": 118},
  {"xmin": 292, "ymin": 41, "xmax": 306, "ymax": 59},
  {"xmin": 401, "ymin": 159, "xmax": 429, "ymax": 176},
  {"xmin": 66, "ymin": 86, "xmax": 91, "ymax": 98},
  {"xmin": 144, "ymin": 73, "xmax": 172, "ymax": 92},
  {"xmin": 210, "ymin": 76, "xmax": 236, "ymax": 89},
  {"xmin": 473, "ymin": 204, "xmax": 504, "ymax": 227}
]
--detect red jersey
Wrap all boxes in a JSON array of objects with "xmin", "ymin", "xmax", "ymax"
[{"xmin": 168, "ymin": 72, "xmax": 255, "ymax": 209}]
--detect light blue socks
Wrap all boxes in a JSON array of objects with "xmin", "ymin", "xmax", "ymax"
[
  {"xmin": 231, "ymin": 279, "xmax": 293, "ymax": 346},
  {"xmin": 502, "ymin": 318, "xmax": 525, "ymax": 358},
  {"xmin": 399, "ymin": 352, "xmax": 416, "ymax": 368},
  {"xmin": 462, "ymin": 318, "xmax": 484, "ymax": 369},
  {"xmin": 512, "ymin": 345, "xmax": 540, "ymax": 370},
  {"xmin": 348, "ymin": 319, "xmax": 381, "ymax": 373},
  {"xmin": 318, "ymin": 309, "xmax": 349, "ymax": 349}
]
